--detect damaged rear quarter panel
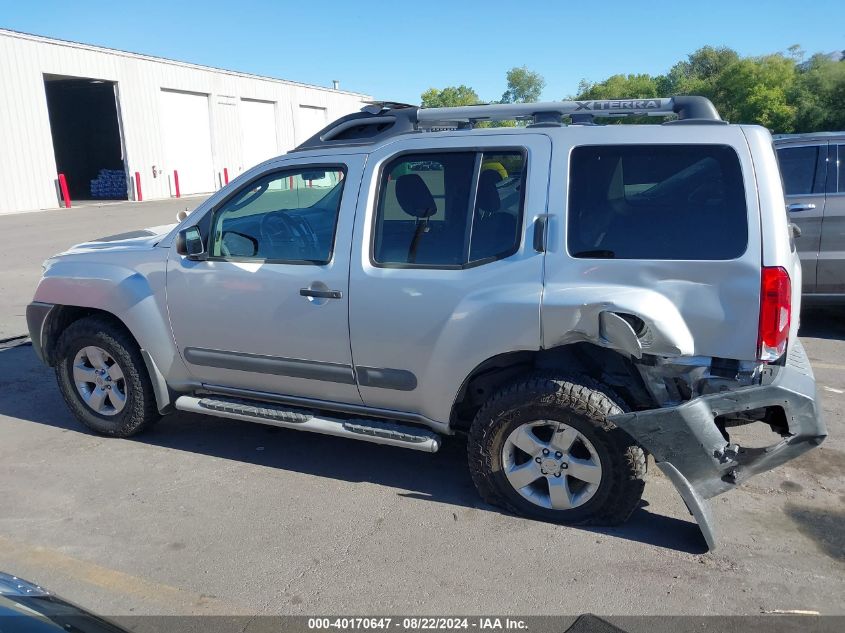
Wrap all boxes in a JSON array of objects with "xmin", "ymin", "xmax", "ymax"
[{"xmin": 541, "ymin": 125, "xmax": 763, "ymax": 361}]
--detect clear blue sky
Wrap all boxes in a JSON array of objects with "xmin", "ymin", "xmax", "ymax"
[{"xmin": 3, "ymin": 0, "xmax": 844, "ymax": 103}]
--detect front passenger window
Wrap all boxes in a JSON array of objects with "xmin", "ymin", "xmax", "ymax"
[{"xmin": 210, "ymin": 166, "xmax": 346, "ymax": 263}]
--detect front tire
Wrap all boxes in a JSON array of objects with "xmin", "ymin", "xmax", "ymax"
[
  {"xmin": 55, "ymin": 316, "xmax": 160, "ymax": 437},
  {"xmin": 467, "ymin": 373, "xmax": 646, "ymax": 525}
]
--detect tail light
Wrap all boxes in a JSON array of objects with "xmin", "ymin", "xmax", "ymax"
[{"xmin": 758, "ymin": 266, "xmax": 791, "ymax": 361}]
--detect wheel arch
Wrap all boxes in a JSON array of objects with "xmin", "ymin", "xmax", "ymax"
[
  {"xmin": 42, "ymin": 305, "xmax": 173, "ymax": 414},
  {"xmin": 450, "ymin": 342, "xmax": 656, "ymax": 431},
  {"xmin": 42, "ymin": 305, "xmax": 113, "ymax": 366}
]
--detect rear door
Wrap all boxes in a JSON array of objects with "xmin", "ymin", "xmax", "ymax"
[
  {"xmin": 776, "ymin": 142, "xmax": 828, "ymax": 293},
  {"xmin": 544, "ymin": 125, "xmax": 763, "ymax": 362},
  {"xmin": 817, "ymin": 143, "xmax": 845, "ymax": 294},
  {"xmin": 348, "ymin": 133, "xmax": 551, "ymax": 426}
]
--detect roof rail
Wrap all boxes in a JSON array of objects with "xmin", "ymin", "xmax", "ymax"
[
  {"xmin": 292, "ymin": 104, "xmax": 419, "ymax": 151},
  {"xmin": 416, "ymin": 96, "xmax": 721, "ymax": 127},
  {"xmin": 292, "ymin": 96, "xmax": 722, "ymax": 151}
]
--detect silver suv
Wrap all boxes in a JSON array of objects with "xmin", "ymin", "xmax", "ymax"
[
  {"xmin": 774, "ymin": 132, "xmax": 845, "ymax": 302},
  {"xmin": 27, "ymin": 97, "xmax": 826, "ymax": 549}
]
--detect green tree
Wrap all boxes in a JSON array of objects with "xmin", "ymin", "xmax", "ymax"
[
  {"xmin": 574, "ymin": 73, "xmax": 661, "ymax": 100},
  {"xmin": 712, "ymin": 54, "xmax": 797, "ymax": 131},
  {"xmin": 660, "ymin": 46, "xmax": 740, "ymax": 97},
  {"xmin": 790, "ymin": 54, "xmax": 845, "ymax": 131},
  {"xmin": 567, "ymin": 43, "xmax": 844, "ymax": 132},
  {"xmin": 420, "ymin": 85, "xmax": 480, "ymax": 108},
  {"xmin": 787, "ymin": 44, "xmax": 805, "ymax": 62},
  {"xmin": 501, "ymin": 66, "xmax": 545, "ymax": 103}
]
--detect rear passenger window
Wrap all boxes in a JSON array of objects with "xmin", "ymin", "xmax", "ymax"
[
  {"xmin": 373, "ymin": 151, "xmax": 525, "ymax": 267},
  {"xmin": 568, "ymin": 144, "xmax": 748, "ymax": 260},
  {"xmin": 777, "ymin": 145, "xmax": 827, "ymax": 195},
  {"xmin": 838, "ymin": 145, "xmax": 845, "ymax": 193}
]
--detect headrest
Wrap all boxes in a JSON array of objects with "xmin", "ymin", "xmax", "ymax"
[
  {"xmin": 476, "ymin": 169, "xmax": 503, "ymax": 213},
  {"xmin": 395, "ymin": 174, "xmax": 437, "ymax": 218},
  {"xmin": 481, "ymin": 211, "xmax": 516, "ymax": 232}
]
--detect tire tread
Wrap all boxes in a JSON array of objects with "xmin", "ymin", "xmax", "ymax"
[
  {"xmin": 55, "ymin": 315, "xmax": 160, "ymax": 437},
  {"xmin": 467, "ymin": 372, "xmax": 646, "ymax": 526}
]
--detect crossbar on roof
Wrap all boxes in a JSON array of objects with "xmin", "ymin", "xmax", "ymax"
[
  {"xmin": 416, "ymin": 97, "xmax": 720, "ymax": 125},
  {"xmin": 292, "ymin": 96, "xmax": 722, "ymax": 151}
]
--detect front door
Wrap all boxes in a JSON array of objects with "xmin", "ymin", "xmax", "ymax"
[
  {"xmin": 167, "ymin": 155, "xmax": 364, "ymax": 404},
  {"xmin": 817, "ymin": 143, "xmax": 845, "ymax": 294},
  {"xmin": 776, "ymin": 142, "xmax": 828, "ymax": 293}
]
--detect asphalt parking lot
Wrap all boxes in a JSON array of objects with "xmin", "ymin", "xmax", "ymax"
[{"xmin": 0, "ymin": 200, "xmax": 843, "ymax": 617}]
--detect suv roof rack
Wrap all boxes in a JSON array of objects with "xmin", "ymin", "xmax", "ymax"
[{"xmin": 292, "ymin": 96, "xmax": 723, "ymax": 151}]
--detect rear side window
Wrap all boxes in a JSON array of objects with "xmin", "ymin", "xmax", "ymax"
[
  {"xmin": 838, "ymin": 145, "xmax": 845, "ymax": 193},
  {"xmin": 567, "ymin": 144, "xmax": 748, "ymax": 260},
  {"xmin": 777, "ymin": 145, "xmax": 827, "ymax": 195},
  {"xmin": 373, "ymin": 151, "xmax": 525, "ymax": 267}
]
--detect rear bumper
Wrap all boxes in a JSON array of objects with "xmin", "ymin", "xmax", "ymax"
[{"xmin": 610, "ymin": 340, "xmax": 826, "ymax": 549}]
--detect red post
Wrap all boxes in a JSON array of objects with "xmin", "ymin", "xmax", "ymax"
[
  {"xmin": 223, "ymin": 167, "xmax": 229, "ymax": 185},
  {"xmin": 173, "ymin": 170, "xmax": 181, "ymax": 198},
  {"xmin": 289, "ymin": 175, "xmax": 294, "ymax": 189},
  {"xmin": 134, "ymin": 171, "xmax": 143, "ymax": 201},
  {"xmin": 58, "ymin": 173, "xmax": 71, "ymax": 208},
  {"xmin": 308, "ymin": 179, "xmax": 313, "ymax": 188}
]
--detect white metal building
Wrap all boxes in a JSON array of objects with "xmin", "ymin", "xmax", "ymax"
[{"xmin": 0, "ymin": 29, "xmax": 371, "ymax": 214}]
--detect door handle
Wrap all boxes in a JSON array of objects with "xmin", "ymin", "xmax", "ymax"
[
  {"xmin": 533, "ymin": 215, "xmax": 549, "ymax": 253},
  {"xmin": 300, "ymin": 288, "xmax": 342, "ymax": 299},
  {"xmin": 787, "ymin": 203, "xmax": 816, "ymax": 213}
]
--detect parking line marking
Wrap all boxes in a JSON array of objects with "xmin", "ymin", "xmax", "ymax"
[
  {"xmin": 809, "ymin": 361, "xmax": 845, "ymax": 372},
  {"xmin": 0, "ymin": 535, "xmax": 248, "ymax": 614},
  {"xmin": 823, "ymin": 386, "xmax": 843, "ymax": 394}
]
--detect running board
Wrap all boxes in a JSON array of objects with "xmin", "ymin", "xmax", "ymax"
[{"xmin": 174, "ymin": 396, "xmax": 441, "ymax": 453}]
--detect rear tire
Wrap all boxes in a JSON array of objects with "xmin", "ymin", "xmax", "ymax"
[
  {"xmin": 467, "ymin": 373, "xmax": 646, "ymax": 525},
  {"xmin": 55, "ymin": 316, "xmax": 160, "ymax": 437}
]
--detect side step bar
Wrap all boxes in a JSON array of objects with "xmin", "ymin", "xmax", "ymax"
[{"xmin": 174, "ymin": 396, "xmax": 442, "ymax": 453}]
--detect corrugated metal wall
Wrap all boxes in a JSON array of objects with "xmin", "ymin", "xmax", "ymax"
[{"xmin": 0, "ymin": 29, "xmax": 371, "ymax": 214}]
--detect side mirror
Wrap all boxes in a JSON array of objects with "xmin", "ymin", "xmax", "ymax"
[{"xmin": 175, "ymin": 226, "xmax": 205, "ymax": 259}]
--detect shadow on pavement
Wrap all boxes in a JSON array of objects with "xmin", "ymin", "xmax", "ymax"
[
  {"xmin": 799, "ymin": 307, "xmax": 845, "ymax": 341},
  {"xmin": 0, "ymin": 343, "xmax": 706, "ymax": 555},
  {"xmin": 784, "ymin": 503, "xmax": 845, "ymax": 563}
]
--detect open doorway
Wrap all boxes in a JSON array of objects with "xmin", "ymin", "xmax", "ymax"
[{"xmin": 44, "ymin": 74, "xmax": 128, "ymax": 202}]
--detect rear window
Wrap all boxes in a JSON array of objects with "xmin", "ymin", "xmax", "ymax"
[{"xmin": 567, "ymin": 144, "xmax": 748, "ymax": 260}]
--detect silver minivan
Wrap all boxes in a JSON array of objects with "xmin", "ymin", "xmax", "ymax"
[{"xmin": 775, "ymin": 132, "xmax": 845, "ymax": 302}]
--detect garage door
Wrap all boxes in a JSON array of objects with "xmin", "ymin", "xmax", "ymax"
[
  {"xmin": 241, "ymin": 99, "xmax": 278, "ymax": 170},
  {"xmin": 296, "ymin": 105, "xmax": 327, "ymax": 145},
  {"xmin": 160, "ymin": 90, "xmax": 215, "ymax": 195}
]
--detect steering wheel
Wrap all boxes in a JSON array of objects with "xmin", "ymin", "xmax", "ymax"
[{"xmin": 259, "ymin": 210, "xmax": 319, "ymax": 259}]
